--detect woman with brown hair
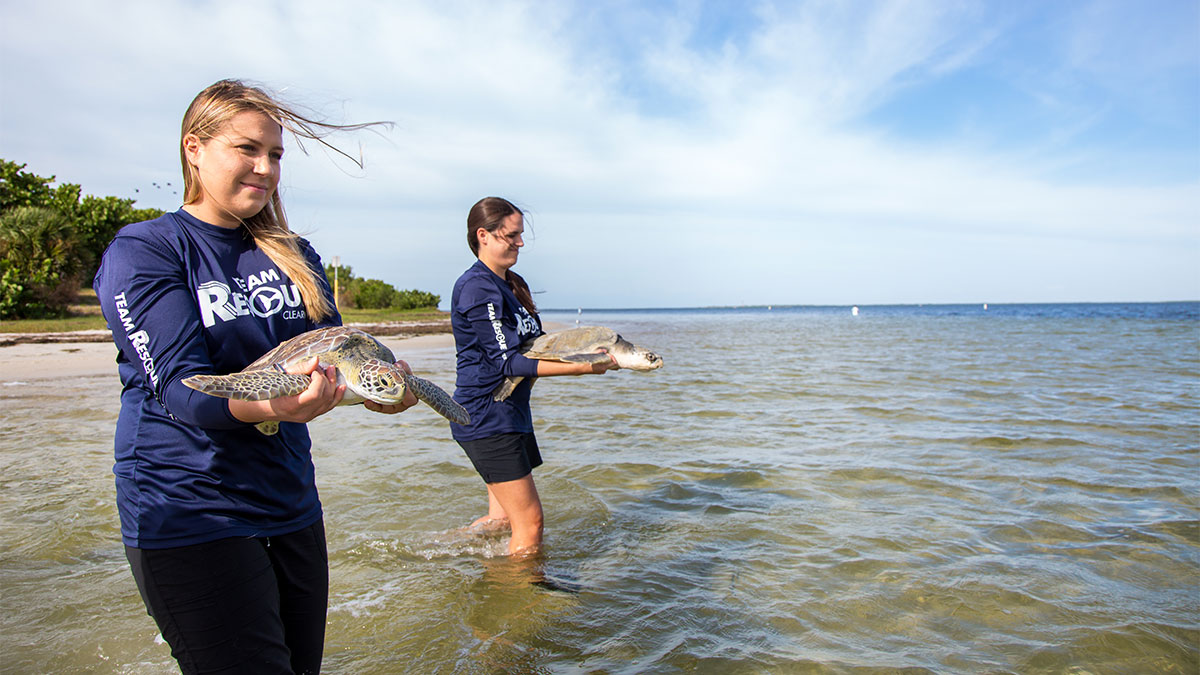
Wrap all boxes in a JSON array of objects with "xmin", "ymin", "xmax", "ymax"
[
  {"xmin": 94, "ymin": 79, "xmax": 413, "ymax": 673},
  {"xmin": 449, "ymin": 197, "xmax": 615, "ymax": 557}
]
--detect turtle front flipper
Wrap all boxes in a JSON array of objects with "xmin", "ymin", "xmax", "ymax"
[
  {"xmin": 403, "ymin": 373, "xmax": 471, "ymax": 425},
  {"xmin": 183, "ymin": 372, "xmax": 312, "ymax": 401},
  {"xmin": 559, "ymin": 352, "xmax": 613, "ymax": 364}
]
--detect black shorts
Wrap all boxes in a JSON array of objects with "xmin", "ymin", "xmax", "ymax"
[
  {"xmin": 457, "ymin": 432, "xmax": 542, "ymax": 483},
  {"xmin": 125, "ymin": 520, "xmax": 328, "ymax": 675}
]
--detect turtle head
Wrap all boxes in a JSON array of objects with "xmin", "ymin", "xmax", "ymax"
[
  {"xmin": 611, "ymin": 335, "xmax": 664, "ymax": 371},
  {"xmin": 354, "ymin": 360, "xmax": 408, "ymax": 404}
]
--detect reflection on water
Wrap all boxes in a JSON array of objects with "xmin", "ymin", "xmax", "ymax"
[{"xmin": 1, "ymin": 305, "xmax": 1197, "ymax": 673}]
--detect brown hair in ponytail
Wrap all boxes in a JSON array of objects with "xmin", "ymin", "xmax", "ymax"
[
  {"xmin": 466, "ymin": 196, "xmax": 537, "ymax": 315},
  {"xmin": 505, "ymin": 269, "xmax": 537, "ymax": 317},
  {"xmin": 181, "ymin": 79, "xmax": 389, "ymax": 323}
]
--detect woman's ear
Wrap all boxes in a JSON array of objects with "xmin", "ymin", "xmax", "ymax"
[{"xmin": 182, "ymin": 134, "xmax": 202, "ymax": 166}]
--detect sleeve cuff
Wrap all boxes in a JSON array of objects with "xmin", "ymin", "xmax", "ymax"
[{"xmin": 506, "ymin": 353, "xmax": 541, "ymax": 378}]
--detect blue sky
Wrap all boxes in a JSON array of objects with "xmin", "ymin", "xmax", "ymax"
[{"xmin": 1, "ymin": 0, "xmax": 1196, "ymax": 308}]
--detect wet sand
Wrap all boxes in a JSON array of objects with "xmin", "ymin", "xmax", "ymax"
[{"xmin": 1, "ymin": 341, "xmax": 122, "ymax": 382}]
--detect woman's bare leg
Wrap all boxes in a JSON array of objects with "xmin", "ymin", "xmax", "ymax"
[
  {"xmin": 484, "ymin": 475, "xmax": 544, "ymax": 556},
  {"xmin": 469, "ymin": 487, "xmax": 511, "ymax": 532}
]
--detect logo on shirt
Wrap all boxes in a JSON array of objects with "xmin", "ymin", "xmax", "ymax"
[
  {"xmin": 515, "ymin": 308, "xmax": 538, "ymax": 337},
  {"xmin": 487, "ymin": 302, "xmax": 508, "ymax": 359},
  {"xmin": 112, "ymin": 291, "xmax": 159, "ymax": 386},
  {"xmin": 197, "ymin": 268, "xmax": 304, "ymax": 327}
]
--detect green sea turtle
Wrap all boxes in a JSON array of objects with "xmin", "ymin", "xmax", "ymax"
[
  {"xmin": 492, "ymin": 326, "xmax": 663, "ymax": 401},
  {"xmin": 183, "ymin": 326, "xmax": 469, "ymax": 434}
]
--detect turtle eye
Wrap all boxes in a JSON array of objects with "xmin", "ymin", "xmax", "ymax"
[{"xmin": 379, "ymin": 375, "xmax": 393, "ymax": 387}]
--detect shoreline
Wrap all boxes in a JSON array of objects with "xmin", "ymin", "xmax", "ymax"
[
  {"xmin": 0, "ymin": 318, "xmax": 571, "ymax": 384},
  {"xmin": 0, "ymin": 324, "xmax": 456, "ymax": 384},
  {"xmin": 0, "ymin": 318, "xmax": 452, "ymax": 348}
]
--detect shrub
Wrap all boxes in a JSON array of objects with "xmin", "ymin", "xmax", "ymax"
[
  {"xmin": 0, "ymin": 206, "xmax": 89, "ymax": 318},
  {"xmin": 0, "ymin": 263, "xmax": 24, "ymax": 318},
  {"xmin": 327, "ymin": 262, "xmax": 438, "ymax": 310},
  {"xmin": 392, "ymin": 288, "xmax": 440, "ymax": 310},
  {"xmin": 0, "ymin": 159, "xmax": 164, "ymax": 284},
  {"xmin": 75, "ymin": 195, "xmax": 164, "ymax": 280},
  {"xmin": 354, "ymin": 278, "xmax": 399, "ymax": 309}
]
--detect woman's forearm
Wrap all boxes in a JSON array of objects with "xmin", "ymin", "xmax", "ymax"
[{"xmin": 535, "ymin": 357, "xmax": 615, "ymax": 377}]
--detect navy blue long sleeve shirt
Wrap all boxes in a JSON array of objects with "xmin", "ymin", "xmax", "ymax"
[
  {"xmin": 450, "ymin": 260, "xmax": 542, "ymax": 442},
  {"xmin": 93, "ymin": 209, "xmax": 340, "ymax": 548}
]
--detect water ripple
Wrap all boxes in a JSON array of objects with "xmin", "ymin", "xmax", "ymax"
[{"xmin": 3, "ymin": 309, "xmax": 1198, "ymax": 672}]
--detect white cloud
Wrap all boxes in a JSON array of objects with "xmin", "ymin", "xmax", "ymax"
[{"xmin": 1, "ymin": 0, "xmax": 1196, "ymax": 306}]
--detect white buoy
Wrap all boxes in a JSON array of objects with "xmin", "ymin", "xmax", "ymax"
[
  {"xmin": 851, "ymin": 306, "xmax": 859, "ymax": 316},
  {"xmin": 983, "ymin": 303, "xmax": 988, "ymax": 310}
]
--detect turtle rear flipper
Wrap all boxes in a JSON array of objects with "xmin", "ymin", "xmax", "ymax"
[
  {"xmin": 492, "ymin": 375, "xmax": 540, "ymax": 402},
  {"xmin": 491, "ymin": 350, "xmax": 610, "ymax": 401},
  {"xmin": 404, "ymin": 373, "xmax": 471, "ymax": 425},
  {"xmin": 492, "ymin": 376, "xmax": 523, "ymax": 402},
  {"xmin": 255, "ymin": 421, "xmax": 280, "ymax": 435}
]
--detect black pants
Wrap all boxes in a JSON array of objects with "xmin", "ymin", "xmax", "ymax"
[{"xmin": 126, "ymin": 520, "xmax": 329, "ymax": 674}]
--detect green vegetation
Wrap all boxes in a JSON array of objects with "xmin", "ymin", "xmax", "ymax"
[
  {"xmin": 0, "ymin": 160, "xmax": 163, "ymax": 320},
  {"xmin": 0, "ymin": 287, "xmax": 106, "ymax": 332},
  {"xmin": 1, "ymin": 289, "xmax": 447, "ymax": 335},
  {"xmin": 324, "ymin": 263, "xmax": 440, "ymax": 311},
  {"xmin": 1, "ymin": 206, "xmax": 90, "ymax": 319},
  {"xmin": 0, "ymin": 315, "xmax": 110, "ymax": 333},
  {"xmin": 0, "ymin": 159, "xmax": 444, "ymax": 330}
]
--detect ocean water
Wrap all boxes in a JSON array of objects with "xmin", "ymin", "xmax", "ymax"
[{"xmin": 1, "ymin": 302, "xmax": 1197, "ymax": 673}]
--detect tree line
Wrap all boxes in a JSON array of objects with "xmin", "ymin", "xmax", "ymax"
[
  {"xmin": 323, "ymin": 263, "xmax": 440, "ymax": 311},
  {"xmin": 0, "ymin": 159, "xmax": 438, "ymax": 319}
]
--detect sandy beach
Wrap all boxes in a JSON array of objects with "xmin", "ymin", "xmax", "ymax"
[
  {"xmin": 0, "ymin": 332, "xmax": 457, "ymax": 384},
  {"xmin": 1, "ymin": 340, "xmax": 122, "ymax": 382}
]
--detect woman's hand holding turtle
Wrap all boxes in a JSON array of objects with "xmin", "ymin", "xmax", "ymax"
[
  {"xmin": 229, "ymin": 357, "xmax": 345, "ymax": 425},
  {"xmin": 274, "ymin": 357, "xmax": 346, "ymax": 422},
  {"xmin": 589, "ymin": 354, "xmax": 620, "ymax": 374}
]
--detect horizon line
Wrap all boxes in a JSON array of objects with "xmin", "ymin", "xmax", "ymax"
[{"xmin": 538, "ymin": 300, "xmax": 1200, "ymax": 312}]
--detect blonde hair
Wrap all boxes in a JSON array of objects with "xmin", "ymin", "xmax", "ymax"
[{"xmin": 180, "ymin": 79, "xmax": 386, "ymax": 323}]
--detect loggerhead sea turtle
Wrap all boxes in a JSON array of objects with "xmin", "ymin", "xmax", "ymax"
[
  {"xmin": 183, "ymin": 326, "xmax": 469, "ymax": 434},
  {"xmin": 492, "ymin": 325, "xmax": 663, "ymax": 401}
]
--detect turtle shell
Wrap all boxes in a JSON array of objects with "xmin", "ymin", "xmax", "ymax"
[{"xmin": 243, "ymin": 326, "xmax": 395, "ymax": 373}]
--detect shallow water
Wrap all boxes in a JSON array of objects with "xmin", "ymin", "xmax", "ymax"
[{"xmin": 1, "ymin": 303, "xmax": 1197, "ymax": 673}]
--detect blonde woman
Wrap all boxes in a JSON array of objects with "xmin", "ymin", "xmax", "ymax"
[{"xmin": 94, "ymin": 79, "xmax": 412, "ymax": 674}]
